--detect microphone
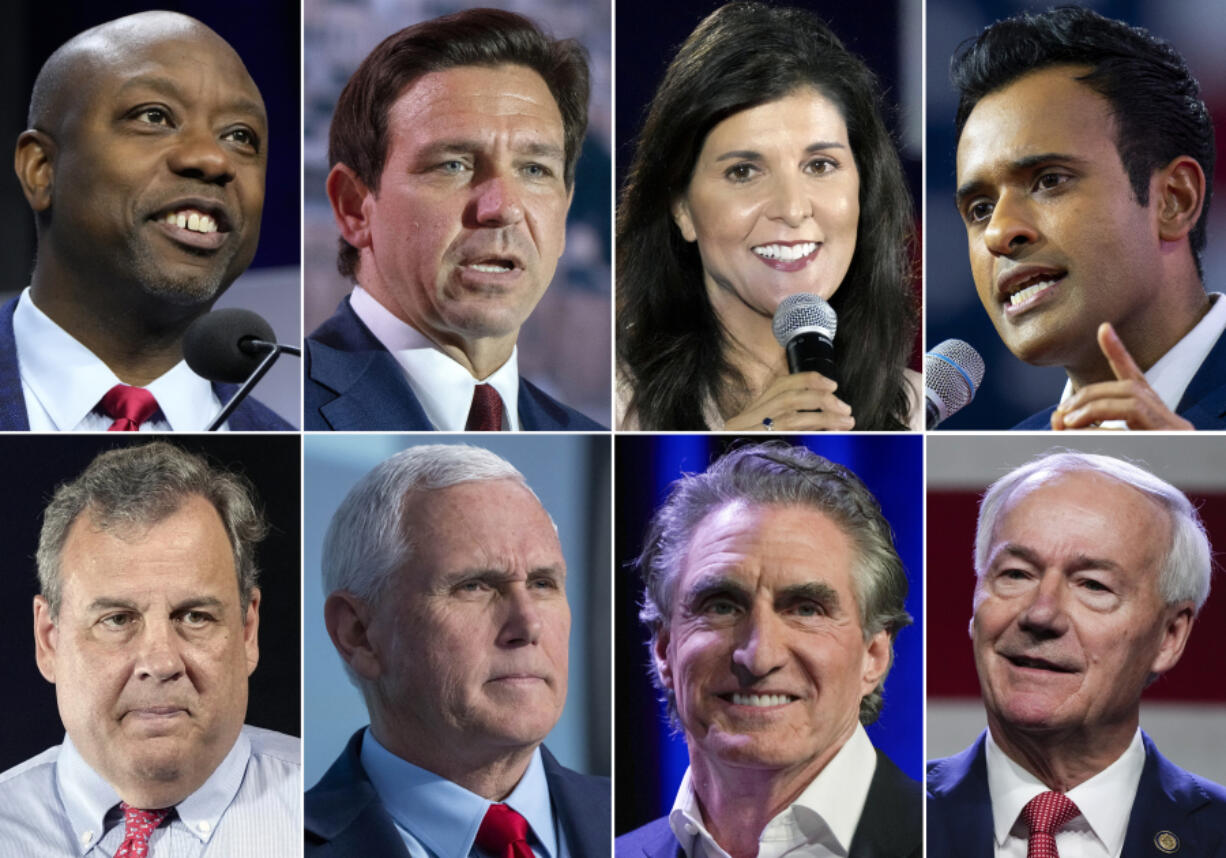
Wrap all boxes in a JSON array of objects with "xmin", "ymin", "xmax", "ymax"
[
  {"xmin": 925, "ymin": 339, "xmax": 985, "ymax": 429},
  {"xmin": 183, "ymin": 308, "xmax": 301, "ymax": 431},
  {"xmin": 772, "ymin": 292, "xmax": 837, "ymax": 382}
]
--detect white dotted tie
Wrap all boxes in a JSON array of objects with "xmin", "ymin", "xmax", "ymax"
[
  {"xmin": 1022, "ymin": 791, "xmax": 1081, "ymax": 858},
  {"xmin": 115, "ymin": 803, "xmax": 170, "ymax": 858}
]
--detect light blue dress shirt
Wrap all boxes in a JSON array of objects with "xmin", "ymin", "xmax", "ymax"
[
  {"xmin": 0, "ymin": 725, "xmax": 299, "ymax": 857},
  {"xmin": 360, "ymin": 728, "xmax": 569, "ymax": 858}
]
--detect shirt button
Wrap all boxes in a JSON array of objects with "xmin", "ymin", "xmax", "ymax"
[
  {"xmin": 80, "ymin": 831, "xmax": 94, "ymax": 845},
  {"xmin": 198, "ymin": 820, "xmax": 212, "ymax": 833}
]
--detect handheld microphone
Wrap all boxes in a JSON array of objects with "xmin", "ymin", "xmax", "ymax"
[
  {"xmin": 772, "ymin": 293, "xmax": 837, "ymax": 382},
  {"xmin": 924, "ymin": 339, "xmax": 985, "ymax": 428},
  {"xmin": 183, "ymin": 308, "xmax": 302, "ymax": 431}
]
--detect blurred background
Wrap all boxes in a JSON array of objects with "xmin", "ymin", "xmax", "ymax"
[
  {"xmin": 302, "ymin": 433, "xmax": 611, "ymax": 788},
  {"xmin": 614, "ymin": 434, "xmax": 922, "ymax": 834},
  {"xmin": 0, "ymin": 0, "xmax": 301, "ymax": 426},
  {"xmin": 926, "ymin": 0, "xmax": 1226, "ymax": 429},
  {"xmin": 304, "ymin": 0, "xmax": 611, "ymax": 426},
  {"xmin": 615, "ymin": 0, "xmax": 923, "ymax": 368},
  {"xmin": 928, "ymin": 434, "xmax": 1226, "ymax": 783}
]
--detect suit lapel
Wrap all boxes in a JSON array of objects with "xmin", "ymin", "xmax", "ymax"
[
  {"xmin": 848, "ymin": 750, "xmax": 921, "ymax": 858},
  {"xmin": 1175, "ymin": 328, "xmax": 1226, "ymax": 427},
  {"xmin": 541, "ymin": 746, "xmax": 612, "ymax": 857},
  {"xmin": 0, "ymin": 297, "xmax": 31, "ymax": 430},
  {"xmin": 1121, "ymin": 733, "xmax": 1211, "ymax": 858},
  {"xmin": 927, "ymin": 733, "xmax": 996, "ymax": 858},
  {"xmin": 305, "ymin": 731, "xmax": 412, "ymax": 858}
]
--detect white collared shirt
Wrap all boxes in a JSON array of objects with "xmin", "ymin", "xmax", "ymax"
[
  {"xmin": 986, "ymin": 728, "xmax": 1145, "ymax": 858},
  {"xmin": 360, "ymin": 729, "xmax": 566, "ymax": 858},
  {"xmin": 1057, "ymin": 292, "xmax": 1226, "ymax": 427},
  {"xmin": 13, "ymin": 288, "xmax": 228, "ymax": 431},
  {"xmin": 349, "ymin": 286, "xmax": 520, "ymax": 430},
  {"xmin": 668, "ymin": 723, "xmax": 877, "ymax": 858}
]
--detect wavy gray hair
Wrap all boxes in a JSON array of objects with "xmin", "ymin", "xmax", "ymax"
[{"xmin": 637, "ymin": 441, "xmax": 912, "ymax": 727}]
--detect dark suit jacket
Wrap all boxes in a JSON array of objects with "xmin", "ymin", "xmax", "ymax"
[
  {"xmin": 615, "ymin": 749, "xmax": 920, "ymax": 858},
  {"xmin": 305, "ymin": 729, "xmax": 611, "ymax": 857},
  {"xmin": 304, "ymin": 297, "xmax": 604, "ymax": 431},
  {"xmin": 927, "ymin": 731, "xmax": 1226, "ymax": 857},
  {"xmin": 0, "ymin": 297, "xmax": 292, "ymax": 431},
  {"xmin": 1013, "ymin": 327, "xmax": 1226, "ymax": 430}
]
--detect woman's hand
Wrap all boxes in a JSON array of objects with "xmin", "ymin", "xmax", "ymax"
[{"xmin": 723, "ymin": 372, "xmax": 855, "ymax": 431}]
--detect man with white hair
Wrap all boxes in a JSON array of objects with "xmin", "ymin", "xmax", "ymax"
[
  {"xmin": 928, "ymin": 450, "xmax": 1226, "ymax": 856},
  {"xmin": 305, "ymin": 443, "xmax": 609, "ymax": 857}
]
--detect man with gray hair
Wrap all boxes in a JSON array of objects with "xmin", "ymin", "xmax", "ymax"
[
  {"xmin": 0, "ymin": 441, "xmax": 299, "ymax": 856},
  {"xmin": 928, "ymin": 450, "xmax": 1226, "ymax": 856},
  {"xmin": 306, "ymin": 443, "xmax": 609, "ymax": 856},
  {"xmin": 616, "ymin": 442, "xmax": 920, "ymax": 858}
]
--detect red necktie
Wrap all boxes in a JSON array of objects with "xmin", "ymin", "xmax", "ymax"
[
  {"xmin": 1022, "ymin": 791, "xmax": 1081, "ymax": 858},
  {"xmin": 115, "ymin": 803, "xmax": 170, "ymax": 858},
  {"xmin": 466, "ymin": 383, "xmax": 505, "ymax": 431},
  {"xmin": 100, "ymin": 384, "xmax": 159, "ymax": 431},
  {"xmin": 475, "ymin": 803, "xmax": 534, "ymax": 858}
]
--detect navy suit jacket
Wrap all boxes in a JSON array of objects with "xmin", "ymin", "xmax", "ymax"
[
  {"xmin": 928, "ymin": 731, "xmax": 1226, "ymax": 857},
  {"xmin": 0, "ymin": 297, "xmax": 292, "ymax": 431},
  {"xmin": 1013, "ymin": 327, "xmax": 1226, "ymax": 430},
  {"xmin": 304, "ymin": 297, "xmax": 604, "ymax": 431},
  {"xmin": 305, "ymin": 730, "xmax": 611, "ymax": 857},
  {"xmin": 615, "ymin": 749, "xmax": 920, "ymax": 858}
]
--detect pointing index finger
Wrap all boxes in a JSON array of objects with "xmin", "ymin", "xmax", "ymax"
[{"xmin": 1098, "ymin": 322, "xmax": 1145, "ymax": 382}]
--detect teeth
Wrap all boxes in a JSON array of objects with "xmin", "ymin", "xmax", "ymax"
[
  {"xmin": 730, "ymin": 693, "xmax": 793, "ymax": 707},
  {"xmin": 753, "ymin": 242, "xmax": 817, "ymax": 262},
  {"xmin": 163, "ymin": 210, "xmax": 218, "ymax": 234},
  {"xmin": 1009, "ymin": 280, "xmax": 1056, "ymax": 306},
  {"xmin": 470, "ymin": 262, "xmax": 512, "ymax": 273}
]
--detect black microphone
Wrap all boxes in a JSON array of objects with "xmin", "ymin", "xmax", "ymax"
[
  {"xmin": 772, "ymin": 292, "xmax": 837, "ymax": 383},
  {"xmin": 182, "ymin": 308, "xmax": 301, "ymax": 431},
  {"xmin": 924, "ymin": 339, "xmax": 985, "ymax": 429}
]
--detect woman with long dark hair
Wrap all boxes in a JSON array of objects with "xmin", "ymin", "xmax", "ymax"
[{"xmin": 617, "ymin": 2, "xmax": 920, "ymax": 430}]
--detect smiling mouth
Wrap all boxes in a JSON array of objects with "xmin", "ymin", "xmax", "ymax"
[
  {"xmin": 723, "ymin": 693, "xmax": 799, "ymax": 707},
  {"xmin": 1006, "ymin": 654, "xmax": 1076, "ymax": 673},
  {"xmin": 753, "ymin": 242, "xmax": 818, "ymax": 262}
]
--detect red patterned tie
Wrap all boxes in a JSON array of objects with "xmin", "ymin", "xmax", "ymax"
[
  {"xmin": 475, "ymin": 803, "xmax": 534, "ymax": 858},
  {"xmin": 465, "ymin": 383, "xmax": 505, "ymax": 431},
  {"xmin": 115, "ymin": 803, "xmax": 170, "ymax": 858},
  {"xmin": 1022, "ymin": 791, "xmax": 1081, "ymax": 858},
  {"xmin": 100, "ymin": 384, "xmax": 159, "ymax": 431}
]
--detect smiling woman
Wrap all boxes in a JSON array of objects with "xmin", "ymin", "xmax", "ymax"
[{"xmin": 616, "ymin": 2, "xmax": 920, "ymax": 431}]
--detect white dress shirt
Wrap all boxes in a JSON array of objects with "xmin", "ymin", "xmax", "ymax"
[
  {"xmin": 668, "ymin": 723, "xmax": 877, "ymax": 858},
  {"xmin": 13, "ymin": 288, "xmax": 228, "ymax": 431},
  {"xmin": 349, "ymin": 286, "xmax": 520, "ymax": 430},
  {"xmin": 0, "ymin": 725, "xmax": 300, "ymax": 857},
  {"xmin": 1056, "ymin": 292, "xmax": 1226, "ymax": 427},
  {"xmin": 360, "ymin": 729, "xmax": 567, "ymax": 858},
  {"xmin": 986, "ymin": 728, "xmax": 1146, "ymax": 858}
]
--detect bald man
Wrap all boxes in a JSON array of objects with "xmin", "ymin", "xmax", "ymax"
[{"xmin": 2, "ymin": 11, "xmax": 291, "ymax": 431}]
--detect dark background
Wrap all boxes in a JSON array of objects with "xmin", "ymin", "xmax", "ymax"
[{"xmin": 0, "ymin": 434, "xmax": 301, "ymax": 771}]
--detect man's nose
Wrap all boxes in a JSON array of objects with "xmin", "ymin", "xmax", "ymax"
[
  {"xmin": 166, "ymin": 126, "xmax": 237, "ymax": 186},
  {"xmin": 134, "ymin": 619, "xmax": 186, "ymax": 682},
  {"xmin": 983, "ymin": 191, "xmax": 1038, "ymax": 256},
  {"xmin": 731, "ymin": 606, "xmax": 787, "ymax": 680},
  {"xmin": 1017, "ymin": 573, "xmax": 1070, "ymax": 638},
  {"xmin": 497, "ymin": 585, "xmax": 543, "ymax": 647},
  {"xmin": 763, "ymin": 173, "xmax": 813, "ymax": 229},
  {"xmin": 473, "ymin": 172, "xmax": 525, "ymax": 227}
]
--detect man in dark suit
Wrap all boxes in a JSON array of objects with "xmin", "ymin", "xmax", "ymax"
[
  {"xmin": 616, "ymin": 443, "xmax": 920, "ymax": 858},
  {"xmin": 928, "ymin": 450, "xmax": 1226, "ymax": 856},
  {"xmin": 6, "ymin": 11, "xmax": 291, "ymax": 431},
  {"xmin": 951, "ymin": 8, "xmax": 1225, "ymax": 431},
  {"xmin": 305, "ymin": 8, "xmax": 603, "ymax": 431},
  {"xmin": 306, "ymin": 443, "xmax": 609, "ymax": 856}
]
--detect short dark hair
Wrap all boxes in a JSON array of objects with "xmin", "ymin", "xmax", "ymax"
[
  {"xmin": 952, "ymin": 6, "xmax": 1216, "ymax": 278},
  {"xmin": 617, "ymin": 2, "xmax": 916, "ymax": 430},
  {"xmin": 637, "ymin": 442, "xmax": 912, "ymax": 726},
  {"xmin": 328, "ymin": 7, "xmax": 590, "ymax": 279}
]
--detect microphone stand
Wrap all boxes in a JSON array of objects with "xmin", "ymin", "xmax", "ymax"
[{"xmin": 206, "ymin": 339, "xmax": 303, "ymax": 431}]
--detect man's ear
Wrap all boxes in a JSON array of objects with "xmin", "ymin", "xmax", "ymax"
[
  {"xmin": 1150, "ymin": 602, "xmax": 1194, "ymax": 678},
  {"xmin": 33, "ymin": 595, "xmax": 58, "ymax": 683},
  {"xmin": 651, "ymin": 626, "xmax": 674, "ymax": 693},
  {"xmin": 326, "ymin": 162, "xmax": 376, "ymax": 252},
  {"xmin": 324, "ymin": 591, "xmax": 383, "ymax": 681},
  {"xmin": 243, "ymin": 587, "xmax": 261, "ymax": 677},
  {"xmin": 1154, "ymin": 155, "xmax": 1206, "ymax": 243},
  {"xmin": 14, "ymin": 129, "xmax": 56, "ymax": 214},
  {"xmin": 671, "ymin": 195, "xmax": 697, "ymax": 243}
]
